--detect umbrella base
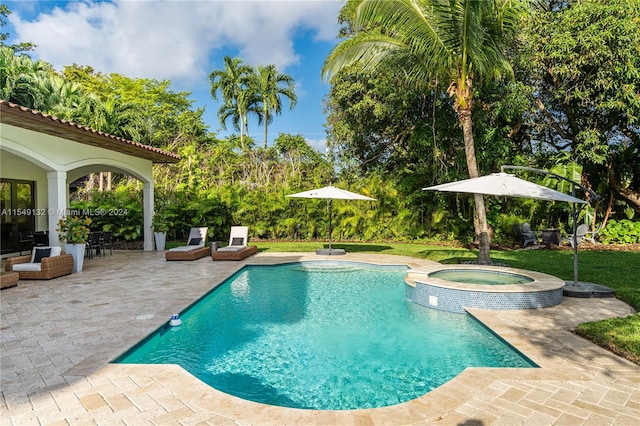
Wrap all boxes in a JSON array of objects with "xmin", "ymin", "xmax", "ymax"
[
  {"xmin": 563, "ymin": 281, "xmax": 615, "ymax": 298},
  {"xmin": 316, "ymin": 248, "xmax": 346, "ymax": 256}
]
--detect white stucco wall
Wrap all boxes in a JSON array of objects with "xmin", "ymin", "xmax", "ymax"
[{"xmin": 1, "ymin": 122, "xmax": 156, "ymax": 250}]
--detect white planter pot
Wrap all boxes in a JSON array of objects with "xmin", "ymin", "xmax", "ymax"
[
  {"xmin": 64, "ymin": 243, "xmax": 86, "ymax": 273},
  {"xmin": 154, "ymin": 232, "xmax": 166, "ymax": 251}
]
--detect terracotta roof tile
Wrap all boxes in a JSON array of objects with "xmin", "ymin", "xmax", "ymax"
[{"xmin": 0, "ymin": 100, "xmax": 180, "ymax": 163}]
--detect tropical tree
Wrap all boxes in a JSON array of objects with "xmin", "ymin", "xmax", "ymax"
[
  {"xmin": 0, "ymin": 46, "xmax": 53, "ymax": 108},
  {"xmin": 520, "ymin": 0, "xmax": 640, "ymax": 216},
  {"xmin": 322, "ymin": 0, "xmax": 528, "ymax": 264},
  {"xmin": 256, "ymin": 65, "xmax": 297, "ymax": 148},
  {"xmin": 209, "ymin": 56, "xmax": 258, "ymax": 148},
  {"xmin": 37, "ymin": 74, "xmax": 83, "ymax": 116}
]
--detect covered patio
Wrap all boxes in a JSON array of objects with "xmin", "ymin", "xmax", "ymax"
[{"xmin": 0, "ymin": 101, "xmax": 179, "ymax": 254}]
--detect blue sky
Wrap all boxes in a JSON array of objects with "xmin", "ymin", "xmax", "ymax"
[{"xmin": 4, "ymin": 0, "xmax": 343, "ymax": 152}]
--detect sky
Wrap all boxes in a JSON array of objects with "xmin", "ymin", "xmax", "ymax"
[{"xmin": 4, "ymin": 0, "xmax": 343, "ymax": 152}]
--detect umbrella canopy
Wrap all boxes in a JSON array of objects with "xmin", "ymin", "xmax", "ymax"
[
  {"xmin": 423, "ymin": 172, "xmax": 587, "ymax": 204},
  {"xmin": 286, "ymin": 185, "xmax": 376, "ymax": 201},
  {"xmin": 286, "ymin": 185, "xmax": 376, "ymax": 255}
]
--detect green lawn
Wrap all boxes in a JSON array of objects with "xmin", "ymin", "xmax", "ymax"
[{"xmin": 253, "ymin": 241, "xmax": 640, "ymax": 363}]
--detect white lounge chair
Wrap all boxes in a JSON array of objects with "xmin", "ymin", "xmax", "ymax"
[
  {"xmin": 212, "ymin": 226, "xmax": 257, "ymax": 260},
  {"xmin": 165, "ymin": 227, "xmax": 210, "ymax": 261}
]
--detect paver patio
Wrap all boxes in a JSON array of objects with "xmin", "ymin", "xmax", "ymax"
[{"xmin": 1, "ymin": 250, "xmax": 638, "ymax": 425}]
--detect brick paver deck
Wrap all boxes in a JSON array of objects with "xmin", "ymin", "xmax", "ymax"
[{"xmin": 1, "ymin": 251, "xmax": 638, "ymax": 425}]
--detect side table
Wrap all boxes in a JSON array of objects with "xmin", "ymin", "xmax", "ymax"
[{"xmin": 542, "ymin": 229, "xmax": 560, "ymax": 245}]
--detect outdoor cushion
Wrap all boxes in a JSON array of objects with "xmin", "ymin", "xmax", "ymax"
[
  {"xmin": 12, "ymin": 263, "xmax": 42, "ymax": 272},
  {"xmin": 231, "ymin": 237, "xmax": 245, "ymax": 246},
  {"xmin": 217, "ymin": 245, "xmax": 247, "ymax": 252},
  {"xmin": 33, "ymin": 248, "xmax": 51, "ymax": 263},
  {"xmin": 168, "ymin": 245, "xmax": 200, "ymax": 252},
  {"xmin": 30, "ymin": 246, "xmax": 61, "ymax": 262},
  {"xmin": 188, "ymin": 237, "xmax": 203, "ymax": 245}
]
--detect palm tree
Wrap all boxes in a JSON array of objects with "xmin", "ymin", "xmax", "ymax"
[
  {"xmin": 322, "ymin": 0, "xmax": 527, "ymax": 264},
  {"xmin": 38, "ymin": 74, "xmax": 83, "ymax": 116},
  {"xmin": 256, "ymin": 65, "xmax": 297, "ymax": 148},
  {"xmin": 209, "ymin": 56, "xmax": 256, "ymax": 148},
  {"xmin": 0, "ymin": 46, "xmax": 52, "ymax": 108}
]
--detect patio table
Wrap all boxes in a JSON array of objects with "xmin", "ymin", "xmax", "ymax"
[{"xmin": 542, "ymin": 228, "xmax": 560, "ymax": 245}]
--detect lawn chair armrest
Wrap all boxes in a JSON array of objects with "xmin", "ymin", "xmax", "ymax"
[
  {"xmin": 40, "ymin": 253, "xmax": 74, "ymax": 272},
  {"xmin": 5, "ymin": 255, "xmax": 32, "ymax": 271}
]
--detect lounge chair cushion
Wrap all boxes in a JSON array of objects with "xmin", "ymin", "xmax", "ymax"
[
  {"xmin": 30, "ymin": 246, "xmax": 61, "ymax": 263},
  {"xmin": 217, "ymin": 245, "xmax": 247, "ymax": 252},
  {"xmin": 12, "ymin": 262, "xmax": 42, "ymax": 272},
  {"xmin": 188, "ymin": 237, "xmax": 203, "ymax": 245},
  {"xmin": 168, "ymin": 245, "xmax": 201, "ymax": 252}
]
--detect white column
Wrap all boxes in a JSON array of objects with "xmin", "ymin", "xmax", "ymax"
[
  {"xmin": 143, "ymin": 181, "xmax": 154, "ymax": 251},
  {"xmin": 47, "ymin": 170, "xmax": 67, "ymax": 247}
]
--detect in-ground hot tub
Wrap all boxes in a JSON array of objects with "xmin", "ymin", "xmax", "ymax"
[{"xmin": 405, "ymin": 265, "xmax": 565, "ymax": 313}]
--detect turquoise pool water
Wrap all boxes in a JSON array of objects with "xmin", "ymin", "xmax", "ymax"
[
  {"xmin": 116, "ymin": 261, "xmax": 535, "ymax": 410},
  {"xmin": 429, "ymin": 269, "xmax": 535, "ymax": 285}
]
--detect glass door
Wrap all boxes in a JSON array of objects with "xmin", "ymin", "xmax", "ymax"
[{"xmin": 1, "ymin": 179, "xmax": 36, "ymax": 254}]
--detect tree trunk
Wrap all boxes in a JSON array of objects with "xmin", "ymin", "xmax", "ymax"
[
  {"xmin": 459, "ymin": 109, "xmax": 492, "ymax": 265},
  {"xmin": 264, "ymin": 108, "xmax": 269, "ymax": 149},
  {"xmin": 608, "ymin": 163, "xmax": 640, "ymax": 214}
]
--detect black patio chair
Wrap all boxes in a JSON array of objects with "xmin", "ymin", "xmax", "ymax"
[
  {"xmin": 33, "ymin": 231, "xmax": 49, "ymax": 247},
  {"xmin": 19, "ymin": 231, "xmax": 35, "ymax": 255},
  {"xmin": 85, "ymin": 231, "xmax": 102, "ymax": 259},
  {"xmin": 100, "ymin": 230, "xmax": 113, "ymax": 256}
]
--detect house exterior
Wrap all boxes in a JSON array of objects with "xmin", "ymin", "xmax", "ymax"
[{"xmin": 0, "ymin": 100, "xmax": 180, "ymax": 254}]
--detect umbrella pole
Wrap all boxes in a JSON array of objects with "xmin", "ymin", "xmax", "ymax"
[
  {"xmin": 572, "ymin": 201, "xmax": 579, "ymax": 286},
  {"xmin": 328, "ymin": 198, "xmax": 333, "ymax": 251}
]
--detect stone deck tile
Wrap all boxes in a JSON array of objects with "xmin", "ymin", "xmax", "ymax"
[{"xmin": 1, "ymin": 250, "xmax": 638, "ymax": 425}]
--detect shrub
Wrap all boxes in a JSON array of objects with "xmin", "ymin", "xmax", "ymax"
[{"xmin": 599, "ymin": 220, "xmax": 640, "ymax": 244}]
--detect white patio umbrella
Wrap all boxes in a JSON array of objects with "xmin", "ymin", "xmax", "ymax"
[
  {"xmin": 286, "ymin": 185, "xmax": 376, "ymax": 255},
  {"xmin": 423, "ymin": 172, "xmax": 587, "ymax": 204},
  {"xmin": 424, "ymin": 171, "xmax": 596, "ymax": 290}
]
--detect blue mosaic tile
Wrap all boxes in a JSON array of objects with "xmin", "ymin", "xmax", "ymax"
[{"xmin": 407, "ymin": 282, "xmax": 563, "ymax": 313}]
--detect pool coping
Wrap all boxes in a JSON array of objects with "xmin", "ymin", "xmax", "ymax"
[{"xmin": 1, "ymin": 250, "xmax": 638, "ymax": 425}]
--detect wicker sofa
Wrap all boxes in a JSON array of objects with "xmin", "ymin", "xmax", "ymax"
[{"xmin": 5, "ymin": 247, "xmax": 74, "ymax": 280}]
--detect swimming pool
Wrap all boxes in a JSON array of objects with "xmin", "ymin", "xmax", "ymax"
[{"xmin": 116, "ymin": 261, "xmax": 535, "ymax": 410}]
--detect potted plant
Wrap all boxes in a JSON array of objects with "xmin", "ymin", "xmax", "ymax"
[
  {"xmin": 57, "ymin": 215, "xmax": 91, "ymax": 272},
  {"xmin": 151, "ymin": 212, "xmax": 169, "ymax": 251}
]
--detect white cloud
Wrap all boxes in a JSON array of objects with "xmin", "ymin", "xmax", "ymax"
[
  {"xmin": 305, "ymin": 137, "xmax": 327, "ymax": 154},
  {"xmin": 11, "ymin": 0, "xmax": 341, "ymax": 80}
]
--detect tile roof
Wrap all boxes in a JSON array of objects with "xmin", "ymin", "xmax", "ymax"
[{"xmin": 0, "ymin": 100, "xmax": 180, "ymax": 163}]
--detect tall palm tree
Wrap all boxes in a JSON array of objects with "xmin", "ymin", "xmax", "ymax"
[
  {"xmin": 256, "ymin": 65, "xmax": 297, "ymax": 148},
  {"xmin": 209, "ymin": 56, "xmax": 256, "ymax": 148},
  {"xmin": 322, "ymin": 0, "xmax": 527, "ymax": 264},
  {"xmin": 216, "ymin": 90, "xmax": 262, "ymax": 150}
]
